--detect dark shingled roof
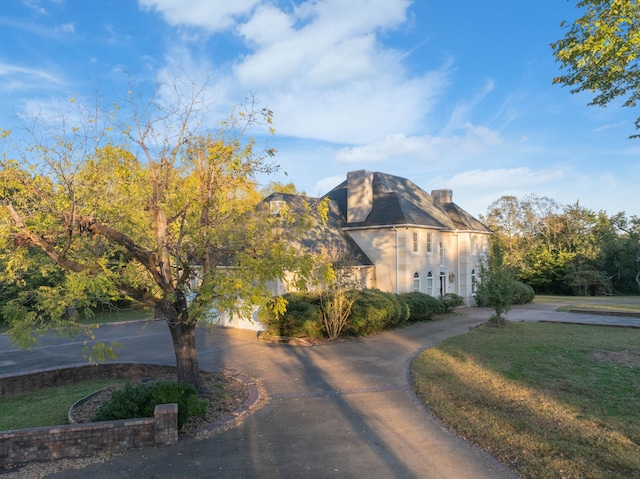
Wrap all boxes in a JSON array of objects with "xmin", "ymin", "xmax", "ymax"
[
  {"xmin": 263, "ymin": 192, "xmax": 374, "ymax": 267},
  {"xmin": 324, "ymin": 171, "xmax": 491, "ymax": 233}
]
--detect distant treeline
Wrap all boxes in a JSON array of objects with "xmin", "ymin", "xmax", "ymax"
[{"xmin": 481, "ymin": 195, "xmax": 640, "ymax": 295}]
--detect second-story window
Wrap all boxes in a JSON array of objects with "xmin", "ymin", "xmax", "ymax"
[
  {"xmin": 412, "ymin": 231, "xmax": 419, "ymax": 253},
  {"xmin": 426, "ymin": 232, "xmax": 433, "ymax": 254},
  {"xmin": 439, "ymin": 242, "xmax": 445, "ymax": 266}
]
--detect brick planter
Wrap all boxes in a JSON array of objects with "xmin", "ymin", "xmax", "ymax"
[
  {"xmin": 0, "ymin": 403, "xmax": 178, "ymax": 466},
  {"xmin": 0, "ymin": 364, "xmax": 181, "ymax": 467}
]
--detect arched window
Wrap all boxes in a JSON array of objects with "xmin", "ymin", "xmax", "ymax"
[
  {"xmin": 413, "ymin": 272, "xmax": 420, "ymax": 292},
  {"xmin": 426, "ymin": 272, "xmax": 433, "ymax": 296},
  {"xmin": 439, "ymin": 242, "xmax": 445, "ymax": 266}
]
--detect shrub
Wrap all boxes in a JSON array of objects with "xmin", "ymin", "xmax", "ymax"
[
  {"xmin": 512, "ymin": 281, "xmax": 535, "ymax": 304},
  {"xmin": 439, "ymin": 293, "xmax": 464, "ymax": 313},
  {"xmin": 474, "ymin": 280, "xmax": 535, "ymax": 307},
  {"xmin": 346, "ymin": 289, "xmax": 406, "ymax": 336},
  {"xmin": 93, "ymin": 380, "xmax": 207, "ymax": 429},
  {"xmin": 257, "ymin": 292, "xmax": 323, "ymax": 338},
  {"xmin": 400, "ymin": 292, "xmax": 445, "ymax": 321}
]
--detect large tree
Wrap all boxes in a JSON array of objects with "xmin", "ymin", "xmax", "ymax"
[
  {"xmin": 0, "ymin": 81, "xmax": 318, "ymax": 390},
  {"xmin": 551, "ymin": 0, "xmax": 640, "ymax": 137}
]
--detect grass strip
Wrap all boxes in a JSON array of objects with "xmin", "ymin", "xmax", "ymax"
[
  {"xmin": 411, "ymin": 321, "xmax": 640, "ymax": 479},
  {"xmin": 0, "ymin": 379, "xmax": 120, "ymax": 430}
]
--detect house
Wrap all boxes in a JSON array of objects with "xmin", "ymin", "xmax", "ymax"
[{"xmin": 218, "ymin": 170, "xmax": 491, "ymax": 330}]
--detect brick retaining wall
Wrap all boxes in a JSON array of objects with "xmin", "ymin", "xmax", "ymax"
[
  {"xmin": 0, "ymin": 403, "xmax": 178, "ymax": 467},
  {"xmin": 0, "ymin": 364, "xmax": 181, "ymax": 467},
  {"xmin": 0, "ymin": 363, "xmax": 178, "ymax": 399}
]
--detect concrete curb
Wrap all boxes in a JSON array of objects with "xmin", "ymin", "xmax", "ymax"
[{"xmin": 191, "ymin": 372, "xmax": 267, "ymax": 438}]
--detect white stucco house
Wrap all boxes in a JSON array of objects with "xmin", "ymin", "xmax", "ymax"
[{"xmin": 218, "ymin": 170, "xmax": 491, "ymax": 330}]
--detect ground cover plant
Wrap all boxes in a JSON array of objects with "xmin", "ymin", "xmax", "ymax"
[
  {"xmin": 0, "ymin": 379, "xmax": 119, "ymax": 430},
  {"xmin": 93, "ymin": 380, "xmax": 207, "ymax": 428},
  {"xmin": 411, "ymin": 321, "xmax": 640, "ymax": 479}
]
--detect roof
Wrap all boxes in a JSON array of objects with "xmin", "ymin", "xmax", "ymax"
[
  {"xmin": 324, "ymin": 171, "xmax": 491, "ymax": 233},
  {"xmin": 263, "ymin": 192, "xmax": 374, "ymax": 267}
]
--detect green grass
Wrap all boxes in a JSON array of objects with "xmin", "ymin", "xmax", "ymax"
[
  {"xmin": 0, "ymin": 379, "xmax": 120, "ymax": 430},
  {"xmin": 534, "ymin": 295, "xmax": 640, "ymax": 314},
  {"xmin": 0, "ymin": 307, "xmax": 154, "ymax": 334},
  {"xmin": 412, "ymin": 322, "xmax": 640, "ymax": 479}
]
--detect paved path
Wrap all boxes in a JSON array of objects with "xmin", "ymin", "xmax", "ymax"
[{"xmin": 1, "ymin": 305, "xmax": 637, "ymax": 478}]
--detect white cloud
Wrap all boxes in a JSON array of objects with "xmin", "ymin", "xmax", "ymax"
[
  {"xmin": 422, "ymin": 166, "xmax": 637, "ymax": 218},
  {"xmin": 335, "ymin": 123, "xmax": 504, "ymax": 163},
  {"xmin": 55, "ymin": 22, "xmax": 75, "ymax": 34},
  {"xmin": 137, "ymin": 0, "xmax": 260, "ymax": 32},
  {"xmin": 142, "ymin": 0, "xmax": 437, "ymax": 144},
  {"xmin": 0, "ymin": 61, "xmax": 64, "ymax": 92}
]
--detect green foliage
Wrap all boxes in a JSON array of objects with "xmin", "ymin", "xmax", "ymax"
[
  {"xmin": 475, "ymin": 239, "xmax": 519, "ymax": 324},
  {"xmin": 482, "ymin": 194, "xmax": 640, "ymax": 296},
  {"xmin": 551, "ymin": 0, "xmax": 640, "ymax": 137},
  {"xmin": 399, "ymin": 292, "xmax": 445, "ymax": 321},
  {"xmin": 261, "ymin": 289, "xmax": 412, "ymax": 338},
  {"xmin": 346, "ymin": 289, "xmax": 407, "ymax": 336},
  {"xmin": 258, "ymin": 292, "xmax": 323, "ymax": 338},
  {"xmin": 0, "ymin": 81, "xmax": 324, "ymax": 387},
  {"xmin": 320, "ymin": 287, "xmax": 356, "ymax": 339},
  {"xmin": 512, "ymin": 281, "xmax": 536, "ymax": 304},
  {"xmin": 439, "ymin": 293, "xmax": 463, "ymax": 313},
  {"xmin": 93, "ymin": 381, "xmax": 207, "ymax": 429}
]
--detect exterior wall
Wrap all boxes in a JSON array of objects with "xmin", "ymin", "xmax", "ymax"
[
  {"xmin": 345, "ymin": 227, "xmax": 490, "ymax": 306},
  {"xmin": 214, "ymin": 227, "xmax": 490, "ymax": 331},
  {"xmin": 347, "ymin": 228, "xmax": 399, "ymax": 293}
]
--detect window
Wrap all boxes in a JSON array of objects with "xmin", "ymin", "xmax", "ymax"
[
  {"xmin": 471, "ymin": 269, "xmax": 477, "ymax": 294},
  {"xmin": 413, "ymin": 272, "xmax": 420, "ymax": 292},
  {"xmin": 412, "ymin": 231, "xmax": 419, "ymax": 253},
  {"xmin": 426, "ymin": 232, "xmax": 433, "ymax": 254},
  {"xmin": 269, "ymin": 200, "xmax": 286, "ymax": 215},
  {"xmin": 426, "ymin": 272, "xmax": 433, "ymax": 296},
  {"xmin": 439, "ymin": 242, "xmax": 445, "ymax": 266}
]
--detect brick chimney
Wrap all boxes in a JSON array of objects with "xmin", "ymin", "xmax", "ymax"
[{"xmin": 347, "ymin": 170, "xmax": 374, "ymax": 223}]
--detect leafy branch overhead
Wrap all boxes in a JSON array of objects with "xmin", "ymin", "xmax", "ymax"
[{"xmin": 551, "ymin": 0, "xmax": 640, "ymax": 137}]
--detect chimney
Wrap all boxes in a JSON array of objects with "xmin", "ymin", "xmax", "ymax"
[
  {"xmin": 431, "ymin": 189, "xmax": 453, "ymax": 205},
  {"xmin": 347, "ymin": 170, "xmax": 374, "ymax": 223}
]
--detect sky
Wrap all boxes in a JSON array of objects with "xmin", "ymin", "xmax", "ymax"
[{"xmin": 1, "ymin": 0, "xmax": 639, "ymax": 218}]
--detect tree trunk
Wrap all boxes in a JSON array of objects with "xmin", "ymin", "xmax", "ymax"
[{"xmin": 156, "ymin": 300, "xmax": 202, "ymax": 392}]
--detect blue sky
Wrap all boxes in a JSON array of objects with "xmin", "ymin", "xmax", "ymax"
[{"xmin": 1, "ymin": 0, "xmax": 639, "ymax": 218}]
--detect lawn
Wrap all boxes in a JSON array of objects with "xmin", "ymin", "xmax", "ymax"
[
  {"xmin": 534, "ymin": 295, "xmax": 640, "ymax": 314},
  {"xmin": 0, "ymin": 379, "xmax": 120, "ymax": 430},
  {"xmin": 411, "ymin": 321, "xmax": 640, "ymax": 479},
  {"xmin": 0, "ymin": 306, "xmax": 153, "ymax": 334}
]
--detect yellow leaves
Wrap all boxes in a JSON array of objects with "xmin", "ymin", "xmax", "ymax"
[{"xmin": 0, "ymin": 129, "xmax": 11, "ymax": 139}]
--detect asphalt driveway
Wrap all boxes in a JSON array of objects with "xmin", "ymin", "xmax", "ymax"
[{"xmin": 2, "ymin": 304, "xmax": 636, "ymax": 478}]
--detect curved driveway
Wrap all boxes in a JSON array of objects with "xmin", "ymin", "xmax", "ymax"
[{"xmin": 2, "ymin": 305, "xmax": 636, "ymax": 478}]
